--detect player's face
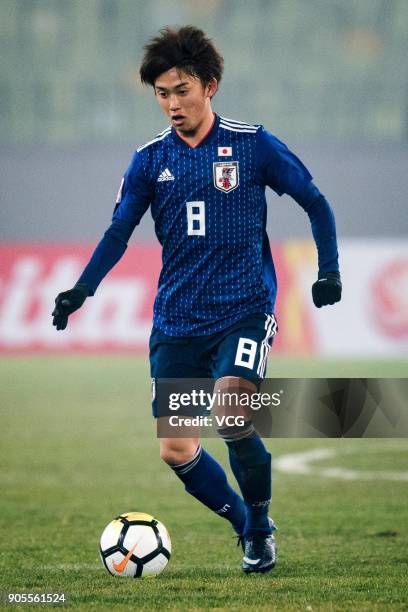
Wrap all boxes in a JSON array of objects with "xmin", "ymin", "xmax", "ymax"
[{"xmin": 154, "ymin": 68, "xmax": 217, "ymax": 134}]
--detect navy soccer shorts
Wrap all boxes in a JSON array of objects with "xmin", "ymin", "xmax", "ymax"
[{"xmin": 149, "ymin": 312, "xmax": 278, "ymax": 417}]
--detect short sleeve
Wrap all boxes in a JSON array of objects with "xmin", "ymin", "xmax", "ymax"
[
  {"xmin": 255, "ymin": 127, "xmax": 312, "ymax": 198},
  {"xmin": 112, "ymin": 150, "xmax": 153, "ymax": 226}
]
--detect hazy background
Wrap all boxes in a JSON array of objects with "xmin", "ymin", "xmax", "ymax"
[{"xmin": 1, "ymin": 0, "xmax": 407, "ymax": 242}]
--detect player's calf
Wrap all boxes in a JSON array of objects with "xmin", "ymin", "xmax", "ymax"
[
  {"xmin": 161, "ymin": 437, "xmax": 246, "ymax": 536},
  {"xmin": 215, "ymin": 376, "xmax": 272, "ymax": 537}
]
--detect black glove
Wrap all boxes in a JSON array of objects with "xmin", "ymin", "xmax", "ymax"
[
  {"xmin": 52, "ymin": 283, "xmax": 89, "ymax": 330},
  {"xmin": 312, "ymin": 271, "xmax": 342, "ymax": 308}
]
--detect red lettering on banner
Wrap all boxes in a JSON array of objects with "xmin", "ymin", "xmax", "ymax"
[{"xmin": 371, "ymin": 258, "xmax": 408, "ymax": 339}]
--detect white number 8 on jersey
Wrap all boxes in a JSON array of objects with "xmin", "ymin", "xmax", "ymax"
[{"xmin": 187, "ymin": 201, "xmax": 205, "ymax": 236}]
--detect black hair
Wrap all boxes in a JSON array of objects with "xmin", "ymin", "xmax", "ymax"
[{"xmin": 140, "ymin": 26, "xmax": 224, "ymax": 88}]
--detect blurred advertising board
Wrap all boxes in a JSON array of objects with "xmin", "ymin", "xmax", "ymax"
[{"xmin": 0, "ymin": 241, "xmax": 406, "ymax": 356}]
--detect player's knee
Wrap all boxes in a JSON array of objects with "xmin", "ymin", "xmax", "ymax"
[
  {"xmin": 159, "ymin": 439, "xmax": 199, "ymax": 466},
  {"xmin": 214, "ymin": 376, "xmax": 257, "ymax": 440},
  {"xmin": 215, "ymin": 375, "xmax": 240, "ymax": 389}
]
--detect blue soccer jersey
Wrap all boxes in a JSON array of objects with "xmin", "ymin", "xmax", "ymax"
[{"xmin": 78, "ymin": 114, "xmax": 338, "ymax": 336}]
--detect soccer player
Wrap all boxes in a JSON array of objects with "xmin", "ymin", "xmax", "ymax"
[{"xmin": 52, "ymin": 26, "xmax": 341, "ymax": 574}]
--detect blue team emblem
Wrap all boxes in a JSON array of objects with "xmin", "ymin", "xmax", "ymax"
[{"xmin": 213, "ymin": 161, "xmax": 239, "ymax": 193}]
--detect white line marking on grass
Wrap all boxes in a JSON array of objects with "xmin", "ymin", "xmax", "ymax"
[
  {"xmin": 39, "ymin": 564, "xmax": 102, "ymax": 571},
  {"xmin": 275, "ymin": 448, "xmax": 408, "ymax": 481}
]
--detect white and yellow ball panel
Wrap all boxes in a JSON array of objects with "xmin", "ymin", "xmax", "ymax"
[
  {"xmin": 123, "ymin": 524, "xmax": 158, "ymax": 557},
  {"xmin": 120, "ymin": 512, "xmax": 155, "ymax": 523},
  {"xmin": 100, "ymin": 519, "xmax": 123, "ymax": 551}
]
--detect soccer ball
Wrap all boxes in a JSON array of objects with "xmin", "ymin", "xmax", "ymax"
[{"xmin": 99, "ymin": 512, "xmax": 171, "ymax": 578}]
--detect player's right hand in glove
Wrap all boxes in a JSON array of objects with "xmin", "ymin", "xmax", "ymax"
[
  {"xmin": 312, "ymin": 271, "xmax": 342, "ymax": 308},
  {"xmin": 52, "ymin": 283, "xmax": 89, "ymax": 330}
]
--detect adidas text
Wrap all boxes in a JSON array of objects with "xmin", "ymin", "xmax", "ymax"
[{"xmin": 157, "ymin": 168, "xmax": 175, "ymax": 182}]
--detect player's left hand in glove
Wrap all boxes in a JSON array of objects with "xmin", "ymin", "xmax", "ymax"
[
  {"xmin": 52, "ymin": 283, "xmax": 89, "ymax": 330},
  {"xmin": 312, "ymin": 271, "xmax": 342, "ymax": 308}
]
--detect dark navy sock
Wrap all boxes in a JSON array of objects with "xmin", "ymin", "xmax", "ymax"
[
  {"xmin": 226, "ymin": 433, "xmax": 272, "ymax": 536},
  {"xmin": 171, "ymin": 445, "xmax": 246, "ymax": 535}
]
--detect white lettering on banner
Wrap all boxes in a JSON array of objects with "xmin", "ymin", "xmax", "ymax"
[
  {"xmin": 0, "ymin": 257, "xmax": 84, "ymax": 346},
  {"xmin": 75, "ymin": 281, "xmax": 150, "ymax": 343},
  {"xmin": 0, "ymin": 256, "xmax": 150, "ymax": 349},
  {"xmin": 1, "ymin": 241, "xmax": 407, "ymax": 355},
  {"xmin": 0, "ymin": 258, "xmax": 41, "ymax": 344}
]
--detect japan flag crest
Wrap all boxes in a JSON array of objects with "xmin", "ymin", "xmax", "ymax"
[{"xmin": 213, "ymin": 161, "xmax": 239, "ymax": 193}]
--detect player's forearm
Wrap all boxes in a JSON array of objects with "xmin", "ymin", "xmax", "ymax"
[
  {"xmin": 294, "ymin": 182, "xmax": 339, "ymax": 274},
  {"xmin": 77, "ymin": 218, "xmax": 134, "ymax": 295}
]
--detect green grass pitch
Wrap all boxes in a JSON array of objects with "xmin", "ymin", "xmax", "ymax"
[{"xmin": 1, "ymin": 356, "xmax": 407, "ymax": 610}]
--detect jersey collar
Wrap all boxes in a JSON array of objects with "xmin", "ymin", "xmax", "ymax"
[{"xmin": 171, "ymin": 113, "xmax": 219, "ymax": 149}]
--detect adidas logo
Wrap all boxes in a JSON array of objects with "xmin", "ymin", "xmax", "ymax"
[{"xmin": 157, "ymin": 168, "xmax": 175, "ymax": 182}]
